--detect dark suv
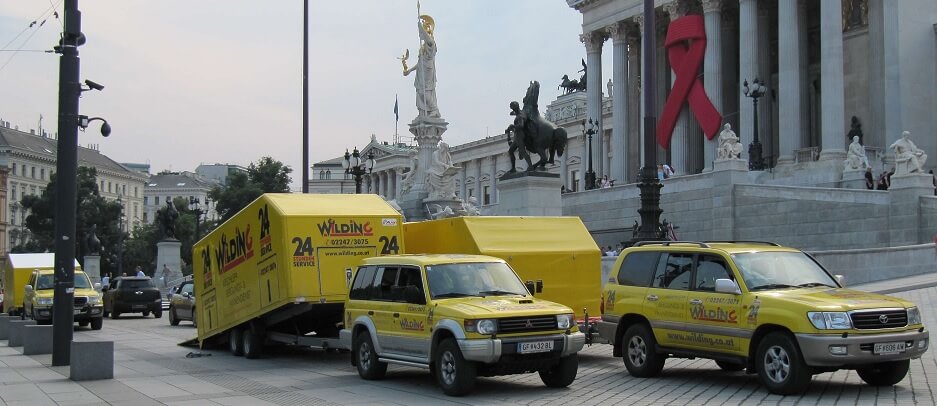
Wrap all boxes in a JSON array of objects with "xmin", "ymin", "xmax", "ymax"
[{"xmin": 103, "ymin": 277, "xmax": 163, "ymax": 319}]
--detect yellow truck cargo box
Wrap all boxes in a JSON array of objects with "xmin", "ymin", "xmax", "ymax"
[
  {"xmin": 194, "ymin": 194, "xmax": 405, "ymax": 345},
  {"xmin": 3, "ymin": 253, "xmax": 81, "ymax": 315},
  {"xmin": 403, "ymin": 216, "xmax": 601, "ymax": 319}
]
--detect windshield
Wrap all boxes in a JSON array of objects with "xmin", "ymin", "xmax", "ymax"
[
  {"xmin": 37, "ymin": 273, "xmax": 92, "ymax": 290},
  {"xmin": 732, "ymin": 251, "xmax": 837, "ymax": 291},
  {"xmin": 75, "ymin": 273, "xmax": 91, "ymax": 289},
  {"xmin": 426, "ymin": 262, "xmax": 528, "ymax": 299}
]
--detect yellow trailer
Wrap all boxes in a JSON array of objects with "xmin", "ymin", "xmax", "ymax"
[
  {"xmin": 193, "ymin": 194, "xmax": 404, "ymax": 358},
  {"xmin": 3, "ymin": 253, "xmax": 82, "ymax": 316},
  {"xmin": 402, "ymin": 216, "xmax": 602, "ymax": 321}
]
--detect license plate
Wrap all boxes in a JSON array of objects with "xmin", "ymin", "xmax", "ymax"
[
  {"xmin": 873, "ymin": 341, "xmax": 906, "ymax": 355},
  {"xmin": 73, "ymin": 309, "xmax": 82, "ymax": 315},
  {"xmin": 517, "ymin": 341, "xmax": 554, "ymax": 354}
]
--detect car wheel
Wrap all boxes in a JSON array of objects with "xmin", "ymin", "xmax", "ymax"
[
  {"xmin": 243, "ymin": 328, "xmax": 263, "ymax": 359},
  {"xmin": 153, "ymin": 310, "xmax": 162, "ymax": 319},
  {"xmin": 756, "ymin": 332, "xmax": 813, "ymax": 395},
  {"xmin": 539, "ymin": 353, "xmax": 578, "ymax": 388},
  {"xmin": 857, "ymin": 360, "xmax": 910, "ymax": 386},
  {"xmin": 90, "ymin": 317, "xmax": 103, "ymax": 330},
  {"xmin": 169, "ymin": 307, "xmax": 179, "ymax": 326},
  {"xmin": 622, "ymin": 324, "xmax": 666, "ymax": 377},
  {"xmin": 110, "ymin": 311, "xmax": 120, "ymax": 319},
  {"xmin": 715, "ymin": 360, "xmax": 746, "ymax": 372},
  {"xmin": 229, "ymin": 328, "xmax": 244, "ymax": 356},
  {"xmin": 354, "ymin": 331, "xmax": 387, "ymax": 380},
  {"xmin": 435, "ymin": 338, "xmax": 476, "ymax": 396}
]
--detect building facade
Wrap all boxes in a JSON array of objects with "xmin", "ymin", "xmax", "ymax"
[
  {"xmin": 195, "ymin": 163, "xmax": 248, "ymax": 186},
  {"xmin": 143, "ymin": 171, "xmax": 218, "ymax": 225}
]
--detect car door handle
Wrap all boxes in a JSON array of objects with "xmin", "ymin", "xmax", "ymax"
[
  {"xmin": 393, "ymin": 313, "xmax": 400, "ymax": 318},
  {"xmin": 689, "ymin": 299, "xmax": 703, "ymax": 305},
  {"xmin": 646, "ymin": 295, "xmax": 659, "ymax": 301},
  {"xmin": 368, "ymin": 311, "xmax": 374, "ymax": 316}
]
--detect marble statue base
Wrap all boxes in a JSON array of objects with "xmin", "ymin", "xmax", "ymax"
[
  {"xmin": 422, "ymin": 198, "xmax": 465, "ymax": 219},
  {"xmin": 82, "ymin": 255, "xmax": 101, "ymax": 285},
  {"xmin": 494, "ymin": 172, "xmax": 562, "ymax": 216},
  {"xmin": 398, "ymin": 190, "xmax": 430, "ymax": 221},
  {"xmin": 156, "ymin": 240, "xmax": 183, "ymax": 289},
  {"xmin": 841, "ymin": 169, "xmax": 871, "ymax": 190},
  {"xmin": 712, "ymin": 158, "xmax": 748, "ymax": 172},
  {"xmin": 889, "ymin": 172, "xmax": 935, "ymax": 191}
]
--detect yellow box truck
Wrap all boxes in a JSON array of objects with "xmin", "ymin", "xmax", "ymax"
[
  {"xmin": 193, "ymin": 194, "xmax": 404, "ymax": 358},
  {"xmin": 402, "ymin": 216, "xmax": 602, "ymax": 338},
  {"xmin": 3, "ymin": 253, "xmax": 82, "ymax": 316}
]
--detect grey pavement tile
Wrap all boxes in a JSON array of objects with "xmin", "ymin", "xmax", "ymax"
[
  {"xmin": 6, "ymin": 400, "xmax": 56, "ymax": 406},
  {"xmin": 47, "ymin": 390, "xmax": 102, "ymax": 403},
  {"xmin": 162, "ymin": 401, "xmax": 221, "ymax": 406},
  {"xmin": 211, "ymin": 395, "xmax": 280, "ymax": 406}
]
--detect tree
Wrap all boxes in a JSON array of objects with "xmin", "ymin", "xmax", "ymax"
[{"xmin": 209, "ymin": 156, "xmax": 292, "ymax": 222}]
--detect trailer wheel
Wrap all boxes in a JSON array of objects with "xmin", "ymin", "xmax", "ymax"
[
  {"xmin": 355, "ymin": 331, "xmax": 387, "ymax": 380},
  {"xmin": 228, "ymin": 328, "xmax": 244, "ymax": 356},
  {"xmin": 243, "ymin": 328, "xmax": 263, "ymax": 359}
]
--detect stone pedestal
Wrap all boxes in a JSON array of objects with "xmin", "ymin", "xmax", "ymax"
[
  {"xmin": 422, "ymin": 198, "xmax": 465, "ymax": 219},
  {"xmin": 83, "ymin": 255, "xmax": 101, "ymax": 284},
  {"xmin": 398, "ymin": 115, "xmax": 450, "ymax": 221},
  {"xmin": 711, "ymin": 159, "xmax": 750, "ymax": 240},
  {"xmin": 888, "ymin": 173, "xmax": 934, "ymax": 246},
  {"xmin": 156, "ymin": 240, "xmax": 183, "ymax": 289},
  {"xmin": 841, "ymin": 170, "xmax": 871, "ymax": 190},
  {"xmin": 889, "ymin": 173, "xmax": 935, "ymax": 191},
  {"xmin": 494, "ymin": 172, "xmax": 562, "ymax": 216}
]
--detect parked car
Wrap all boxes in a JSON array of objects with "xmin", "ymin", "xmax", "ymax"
[
  {"xmin": 23, "ymin": 268, "xmax": 103, "ymax": 329},
  {"xmin": 103, "ymin": 277, "xmax": 162, "ymax": 319},
  {"xmin": 168, "ymin": 280, "xmax": 196, "ymax": 326},
  {"xmin": 341, "ymin": 254, "xmax": 585, "ymax": 396},
  {"xmin": 598, "ymin": 241, "xmax": 929, "ymax": 395}
]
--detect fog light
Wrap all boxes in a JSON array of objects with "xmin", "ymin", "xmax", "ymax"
[
  {"xmin": 919, "ymin": 339, "xmax": 928, "ymax": 349},
  {"xmin": 91, "ymin": 308, "xmax": 102, "ymax": 314},
  {"xmin": 829, "ymin": 345, "xmax": 848, "ymax": 355}
]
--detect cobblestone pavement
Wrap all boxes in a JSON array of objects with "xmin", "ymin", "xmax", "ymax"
[{"xmin": 0, "ymin": 284, "xmax": 932, "ymax": 405}]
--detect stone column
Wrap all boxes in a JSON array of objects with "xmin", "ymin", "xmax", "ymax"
[
  {"xmin": 581, "ymin": 31, "xmax": 606, "ymax": 181},
  {"xmin": 460, "ymin": 168, "xmax": 467, "ymax": 200},
  {"xmin": 396, "ymin": 169, "xmax": 403, "ymax": 199},
  {"xmin": 475, "ymin": 159, "xmax": 483, "ymax": 202},
  {"xmin": 635, "ymin": 14, "xmax": 647, "ymax": 169},
  {"xmin": 388, "ymin": 169, "xmax": 396, "ymax": 199},
  {"xmin": 702, "ymin": 0, "xmax": 723, "ymax": 171},
  {"xmin": 882, "ymin": 0, "xmax": 902, "ymax": 141},
  {"xmin": 777, "ymin": 0, "xmax": 801, "ymax": 165},
  {"xmin": 738, "ymin": 0, "xmax": 758, "ymax": 151},
  {"xmin": 798, "ymin": 0, "xmax": 810, "ymax": 150},
  {"xmin": 490, "ymin": 156, "xmax": 499, "ymax": 203},
  {"xmin": 608, "ymin": 22, "xmax": 630, "ymax": 185},
  {"xmin": 560, "ymin": 151, "xmax": 568, "ymax": 189},
  {"xmin": 819, "ymin": 0, "xmax": 846, "ymax": 161},
  {"xmin": 664, "ymin": 1, "xmax": 688, "ymax": 175},
  {"xmin": 757, "ymin": 6, "xmax": 773, "ymax": 162}
]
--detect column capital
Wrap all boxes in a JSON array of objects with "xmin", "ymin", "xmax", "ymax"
[
  {"xmin": 606, "ymin": 21, "xmax": 630, "ymax": 43},
  {"xmin": 633, "ymin": 14, "xmax": 644, "ymax": 32},
  {"xmin": 663, "ymin": 1, "xmax": 687, "ymax": 21},
  {"xmin": 701, "ymin": 0, "xmax": 723, "ymax": 13},
  {"xmin": 580, "ymin": 31, "xmax": 607, "ymax": 53}
]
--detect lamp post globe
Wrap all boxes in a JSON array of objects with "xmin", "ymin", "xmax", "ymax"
[
  {"xmin": 743, "ymin": 78, "xmax": 767, "ymax": 171},
  {"xmin": 343, "ymin": 146, "xmax": 374, "ymax": 194}
]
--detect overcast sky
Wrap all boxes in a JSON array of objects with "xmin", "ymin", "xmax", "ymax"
[{"xmin": 0, "ymin": 1, "xmax": 611, "ymax": 190}]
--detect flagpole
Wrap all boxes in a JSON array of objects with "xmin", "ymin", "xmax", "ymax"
[{"xmin": 394, "ymin": 94, "xmax": 399, "ymax": 146}]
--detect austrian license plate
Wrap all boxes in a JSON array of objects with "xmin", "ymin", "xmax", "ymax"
[
  {"xmin": 873, "ymin": 341, "xmax": 906, "ymax": 355},
  {"xmin": 73, "ymin": 308, "xmax": 83, "ymax": 315},
  {"xmin": 517, "ymin": 341, "xmax": 554, "ymax": 354}
]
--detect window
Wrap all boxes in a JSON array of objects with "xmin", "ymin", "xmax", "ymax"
[
  {"xmin": 319, "ymin": 170, "xmax": 325, "ymax": 180},
  {"xmin": 374, "ymin": 266, "xmax": 399, "ymax": 301},
  {"xmin": 571, "ymin": 170, "xmax": 580, "ymax": 192},
  {"xmin": 122, "ymin": 185, "xmax": 127, "ymax": 195},
  {"xmin": 617, "ymin": 252, "xmax": 660, "ymax": 287},
  {"xmin": 101, "ymin": 180, "xmax": 105, "ymax": 191},
  {"xmin": 144, "ymin": 196, "xmax": 149, "ymax": 205},
  {"xmin": 325, "ymin": 170, "xmax": 331, "ymax": 179},
  {"xmin": 134, "ymin": 187, "xmax": 138, "ymax": 197},
  {"xmin": 108, "ymin": 182, "xmax": 112, "ymax": 193},
  {"xmin": 29, "ymin": 186, "xmax": 36, "ymax": 196},
  {"xmin": 651, "ymin": 253, "xmax": 693, "ymax": 290},
  {"xmin": 350, "ymin": 266, "xmax": 377, "ymax": 300},
  {"xmin": 694, "ymin": 255, "xmax": 733, "ymax": 292},
  {"xmin": 120, "ymin": 279, "xmax": 155, "ymax": 289},
  {"xmin": 30, "ymin": 167, "xmax": 35, "ymax": 178},
  {"xmin": 40, "ymin": 168, "xmax": 44, "ymax": 180},
  {"xmin": 11, "ymin": 184, "xmax": 16, "ymax": 200},
  {"xmin": 468, "ymin": 188, "xmax": 474, "ymax": 198},
  {"xmin": 143, "ymin": 212, "xmax": 148, "ymax": 223},
  {"xmin": 394, "ymin": 267, "xmax": 425, "ymax": 304},
  {"xmin": 11, "ymin": 164, "xmax": 15, "ymax": 175},
  {"xmin": 483, "ymin": 186, "xmax": 490, "ymax": 205},
  {"xmin": 180, "ymin": 283, "xmax": 194, "ymax": 295}
]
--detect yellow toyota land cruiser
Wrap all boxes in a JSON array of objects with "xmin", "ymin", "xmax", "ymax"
[
  {"xmin": 598, "ymin": 241, "xmax": 929, "ymax": 395},
  {"xmin": 340, "ymin": 254, "xmax": 586, "ymax": 396},
  {"xmin": 23, "ymin": 268, "xmax": 104, "ymax": 330}
]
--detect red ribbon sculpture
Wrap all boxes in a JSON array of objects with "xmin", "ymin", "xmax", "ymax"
[{"xmin": 657, "ymin": 15, "xmax": 722, "ymax": 149}]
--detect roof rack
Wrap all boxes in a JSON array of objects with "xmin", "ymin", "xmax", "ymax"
[
  {"xmin": 705, "ymin": 240, "xmax": 781, "ymax": 246},
  {"xmin": 632, "ymin": 241, "xmax": 711, "ymax": 248}
]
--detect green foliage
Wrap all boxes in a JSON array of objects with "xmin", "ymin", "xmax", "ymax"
[{"xmin": 209, "ymin": 156, "xmax": 292, "ymax": 222}]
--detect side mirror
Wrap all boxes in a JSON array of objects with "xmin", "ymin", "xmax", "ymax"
[
  {"xmin": 525, "ymin": 280, "xmax": 536, "ymax": 296},
  {"xmin": 183, "ymin": 292, "xmax": 191, "ymax": 298},
  {"xmin": 94, "ymin": 283, "xmax": 102, "ymax": 290},
  {"xmin": 714, "ymin": 279, "xmax": 741, "ymax": 295},
  {"xmin": 404, "ymin": 285, "xmax": 425, "ymax": 305},
  {"xmin": 24, "ymin": 285, "xmax": 33, "ymax": 293},
  {"xmin": 835, "ymin": 275, "xmax": 845, "ymax": 287}
]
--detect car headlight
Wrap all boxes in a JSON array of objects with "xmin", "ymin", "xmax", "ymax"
[
  {"xmin": 907, "ymin": 307, "xmax": 922, "ymax": 325},
  {"xmin": 37, "ymin": 297, "xmax": 53, "ymax": 306},
  {"xmin": 808, "ymin": 312, "xmax": 852, "ymax": 329},
  {"xmin": 556, "ymin": 313, "xmax": 574, "ymax": 330},
  {"xmin": 87, "ymin": 296, "xmax": 100, "ymax": 305},
  {"xmin": 464, "ymin": 319, "xmax": 497, "ymax": 335}
]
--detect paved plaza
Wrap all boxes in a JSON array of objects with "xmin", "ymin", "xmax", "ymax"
[{"xmin": 0, "ymin": 276, "xmax": 933, "ymax": 406}]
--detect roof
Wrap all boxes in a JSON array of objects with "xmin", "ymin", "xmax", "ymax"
[
  {"xmin": 361, "ymin": 254, "xmax": 505, "ymax": 266},
  {"xmin": 626, "ymin": 241, "xmax": 801, "ymax": 255},
  {"xmin": 145, "ymin": 172, "xmax": 214, "ymax": 189},
  {"xmin": 404, "ymin": 216, "xmax": 602, "ymax": 255},
  {"xmin": 262, "ymin": 193, "xmax": 402, "ymax": 217},
  {"xmin": 7, "ymin": 253, "xmax": 80, "ymax": 268},
  {"xmin": 0, "ymin": 126, "xmax": 140, "ymax": 177}
]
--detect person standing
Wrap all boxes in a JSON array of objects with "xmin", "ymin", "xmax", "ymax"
[
  {"xmin": 135, "ymin": 266, "xmax": 144, "ymax": 278},
  {"xmin": 865, "ymin": 167, "xmax": 874, "ymax": 190},
  {"xmin": 100, "ymin": 273, "xmax": 110, "ymax": 288}
]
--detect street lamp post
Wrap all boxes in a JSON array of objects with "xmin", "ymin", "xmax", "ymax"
[
  {"xmin": 116, "ymin": 194, "xmax": 124, "ymax": 277},
  {"xmin": 189, "ymin": 197, "xmax": 207, "ymax": 241},
  {"xmin": 632, "ymin": 0, "xmax": 665, "ymax": 243},
  {"xmin": 743, "ymin": 78, "xmax": 767, "ymax": 171},
  {"xmin": 342, "ymin": 147, "xmax": 375, "ymax": 194},
  {"xmin": 583, "ymin": 118, "xmax": 597, "ymax": 190}
]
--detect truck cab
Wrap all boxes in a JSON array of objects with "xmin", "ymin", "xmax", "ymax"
[{"xmin": 341, "ymin": 254, "xmax": 586, "ymax": 396}]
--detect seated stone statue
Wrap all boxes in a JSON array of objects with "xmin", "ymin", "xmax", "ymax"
[
  {"xmin": 461, "ymin": 196, "xmax": 481, "ymax": 216},
  {"xmin": 889, "ymin": 131, "xmax": 928, "ymax": 175},
  {"xmin": 843, "ymin": 135, "xmax": 870, "ymax": 171},
  {"xmin": 425, "ymin": 142, "xmax": 461, "ymax": 200},
  {"xmin": 716, "ymin": 123, "xmax": 742, "ymax": 160}
]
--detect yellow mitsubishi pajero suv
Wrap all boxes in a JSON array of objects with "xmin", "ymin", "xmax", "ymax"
[
  {"xmin": 23, "ymin": 268, "xmax": 103, "ymax": 330},
  {"xmin": 340, "ymin": 254, "xmax": 586, "ymax": 396},
  {"xmin": 598, "ymin": 241, "xmax": 929, "ymax": 395}
]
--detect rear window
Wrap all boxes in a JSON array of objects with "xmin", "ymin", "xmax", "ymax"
[
  {"xmin": 120, "ymin": 279, "xmax": 155, "ymax": 289},
  {"xmin": 616, "ymin": 252, "xmax": 659, "ymax": 287}
]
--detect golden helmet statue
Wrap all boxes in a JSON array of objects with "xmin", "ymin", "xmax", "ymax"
[{"xmin": 419, "ymin": 14, "xmax": 435, "ymax": 37}]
